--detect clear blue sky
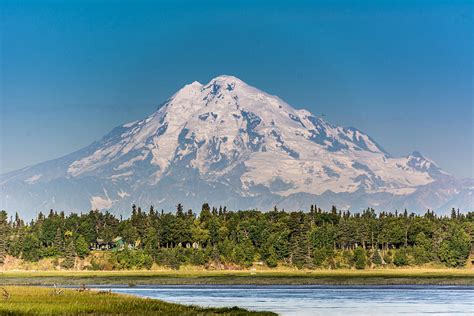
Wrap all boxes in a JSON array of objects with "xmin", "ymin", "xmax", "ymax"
[{"xmin": 1, "ymin": 0, "xmax": 472, "ymax": 178}]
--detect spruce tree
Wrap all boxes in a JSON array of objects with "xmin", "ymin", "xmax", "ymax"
[
  {"xmin": 75, "ymin": 235, "xmax": 90, "ymax": 259},
  {"xmin": 372, "ymin": 249, "xmax": 383, "ymax": 265},
  {"xmin": 53, "ymin": 228, "xmax": 63, "ymax": 255},
  {"xmin": 353, "ymin": 247, "xmax": 367, "ymax": 269},
  {"xmin": 61, "ymin": 238, "xmax": 76, "ymax": 269},
  {"xmin": 0, "ymin": 210, "xmax": 8, "ymax": 264}
]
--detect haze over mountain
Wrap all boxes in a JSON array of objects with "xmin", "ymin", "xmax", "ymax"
[{"xmin": 1, "ymin": 75, "xmax": 472, "ymax": 218}]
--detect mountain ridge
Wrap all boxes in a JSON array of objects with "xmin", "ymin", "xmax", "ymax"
[{"xmin": 1, "ymin": 75, "xmax": 472, "ymax": 218}]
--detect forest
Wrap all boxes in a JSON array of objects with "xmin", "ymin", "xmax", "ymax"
[{"xmin": 0, "ymin": 204, "xmax": 472, "ymax": 270}]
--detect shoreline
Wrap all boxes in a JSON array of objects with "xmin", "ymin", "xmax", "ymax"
[{"xmin": 2, "ymin": 268, "xmax": 473, "ymax": 286}]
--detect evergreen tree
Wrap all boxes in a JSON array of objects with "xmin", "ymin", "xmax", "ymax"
[
  {"xmin": 176, "ymin": 203, "xmax": 184, "ymax": 218},
  {"xmin": 0, "ymin": 210, "xmax": 8, "ymax": 264},
  {"xmin": 353, "ymin": 247, "xmax": 367, "ymax": 269},
  {"xmin": 0, "ymin": 203, "xmax": 472, "ymax": 270},
  {"xmin": 53, "ymin": 227, "xmax": 64, "ymax": 255},
  {"xmin": 393, "ymin": 248, "xmax": 409, "ymax": 266},
  {"xmin": 372, "ymin": 249, "xmax": 383, "ymax": 265},
  {"xmin": 22, "ymin": 235, "xmax": 41, "ymax": 262},
  {"xmin": 438, "ymin": 228, "xmax": 471, "ymax": 267},
  {"xmin": 75, "ymin": 235, "xmax": 90, "ymax": 258},
  {"xmin": 199, "ymin": 203, "xmax": 212, "ymax": 225},
  {"xmin": 61, "ymin": 238, "xmax": 76, "ymax": 269},
  {"xmin": 413, "ymin": 232, "xmax": 432, "ymax": 264},
  {"xmin": 265, "ymin": 245, "xmax": 278, "ymax": 268}
]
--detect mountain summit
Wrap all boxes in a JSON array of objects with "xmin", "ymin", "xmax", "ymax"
[{"xmin": 1, "ymin": 75, "xmax": 472, "ymax": 217}]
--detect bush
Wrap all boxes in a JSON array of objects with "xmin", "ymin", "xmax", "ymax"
[
  {"xmin": 372, "ymin": 250, "xmax": 383, "ymax": 265},
  {"xmin": 383, "ymin": 251, "xmax": 393, "ymax": 264},
  {"xmin": 342, "ymin": 250, "xmax": 353, "ymax": 267},
  {"xmin": 190, "ymin": 249, "xmax": 207, "ymax": 266},
  {"xmin": 353, "ymin": 247, "xmax": 367, "ymax": 269},
  {"xmin": 154, "ymin": 248, "xmax": 186, "ymax": 270},
  {"xmin": 313, "ymin": 248, "xmax": 327, "ymax": 267},
  {"xmin": 113, "ymin": 249, "xmax": 153, "ymax": 270},
  {"xmin": 89, "ymin": 258, "xmax": 104, "ymax": 270},
  {"xmin": 394, "ymin": 249, "xmax": 409, "ymax": 266}
]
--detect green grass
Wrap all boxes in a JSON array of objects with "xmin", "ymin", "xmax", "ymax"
[
  {"xmin": 0, "ymin": 286, "xmax": 275, "ymax": 315},
  {"xmin": 1, "ymin": 268, "xmax": 474, "ymax": 286}
]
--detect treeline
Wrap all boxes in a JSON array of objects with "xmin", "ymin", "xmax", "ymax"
[{"xmin": 0, "ymin": 204, "xmax": 472, "ymax": 270}]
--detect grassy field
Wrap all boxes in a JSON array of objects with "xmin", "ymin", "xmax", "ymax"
[
  {"xmin": 1, "ymin": 268, "xmax": 474, "ymax": 286},
  {"xmin": 0, "ymin": 286, "xmax": 275, "ymax": 315}
]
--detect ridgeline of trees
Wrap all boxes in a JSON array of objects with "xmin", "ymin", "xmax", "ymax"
[{"xmin": 0, "ymin": 204, "xmax": 472, "ymax": 270}]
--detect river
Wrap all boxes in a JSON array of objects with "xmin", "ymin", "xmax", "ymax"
[{"xmin": 99, "ymin": 285, "xmax": 474, "ymax": 315}]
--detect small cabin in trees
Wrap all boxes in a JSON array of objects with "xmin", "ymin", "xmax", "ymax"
[
  {"xmin": 90, "ymin": 239, "xmax": 112, "ymax": 251},
  {"xmin": 90, "ymin": 237, "xmax": 125, "ymax": 251},
  {"xmin": 112, "ymin": 237, "xmax": 125, "ymax": 251}
]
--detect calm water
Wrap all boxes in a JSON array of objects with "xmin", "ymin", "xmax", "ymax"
[{"xmin": 101, "ymin": 285, "xmax": 474, "ymax": 315}]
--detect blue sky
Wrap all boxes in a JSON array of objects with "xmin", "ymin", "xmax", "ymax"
[{"xmin": 1, "ymin": 0, "xmax": 472, "ymax": 178}]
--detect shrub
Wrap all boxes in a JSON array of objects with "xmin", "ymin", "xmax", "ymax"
[
  {"xmin": 383, "ymin": 250, "xmax": 393, "ymax": 264},
  {"xmin": 394, "ymin": 248, "xmax": 409, "ymax": 266},
  {"xmin": 372, "ymin": 249, "xmax": 383, "ymax": 265},
  {"xmin": 113, "ymin": 249, "xmax": 153, "ymax": 270},
  {"xmin": 190, "ymin": 249, "xmax": 207, "ymax": 266},
  {"xmin": 313, "ymin": 248, "xmax": 328, "ymax": 267},
  {"xmin": 353, "ymin": 247, "xmax": 367, "ymax": 269}
]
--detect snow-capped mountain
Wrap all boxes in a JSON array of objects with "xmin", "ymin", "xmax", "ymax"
[{"xmin": 1, "ymin": 75, "xmax": 472, "ymax": 218}]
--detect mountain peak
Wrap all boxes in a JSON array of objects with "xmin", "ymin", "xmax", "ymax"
[
  {"xmin": 410, "ymin": 150, "xmax": 425, "ymax": 159},
  {"xmin": 406, "ymin": 150, "xmax": 446, "ymax": 178},
  {"xmin": 208, "ymin": 74, "xmax": 245, "ymax": 85},
  {"xmin": 202, "ymin": 75, "xmax": 255, "ymax": 95}
]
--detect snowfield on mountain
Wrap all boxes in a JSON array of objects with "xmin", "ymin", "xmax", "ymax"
[{"xmin": 1, "ymin": 75, "xmax": 472, "ymax": 218}]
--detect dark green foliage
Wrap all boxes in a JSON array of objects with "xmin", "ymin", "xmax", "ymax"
[
  {"xmin": 190, "ymin": 249, "xmax": 207, "ymax": 266},
  {"xmin": 313, "ymin": 248, "xmax": 332, "ymax": 267},
  {"xmin": 353, "ymin": 247, "xmax": 367, "ymax": 269},
  {"xmin": 1, "ymin": 205, "xmax": 473, "ymax": 270},
  {"xmin": 372, "ymin": 250, "xmax": 383, "ymax": 265},
  {"xmin": 394, "ymin": 248, "xmax": 409, "ymax": 267},
  {"xmin": 265, "ymin": 245, "xmax": 278, "ymax": 268},
  {"xmin": 75, "ymin": 235, "xmax": 90, "ymax": 259},
  {"xmin": 383, "ymin": 251, "xmax": 393, "ymax": 265},
  {"xmin": 113, "ymin": 249, "xmax": 153, "ymax": 270},
  {"xmin": 438, "ymin": 227, "xmax": 471, "ymax": 267},
  {"xmin": 22, "ymin": 234, "xmax": 42, "ymax": 262},
  {"xmin": 0, "ymin": 210, "xmax": 8, "ymax": 264},
  {"xmin": 53, "ymin": 227, "xmax": 64, "ymax": 255},
  {"xmin": 61, "ymin": 238, "xmax": 76, "ymax": 269},
  {"xmin": 413, "ymin": 232, "xmax": 432, "ymax": 264}
]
